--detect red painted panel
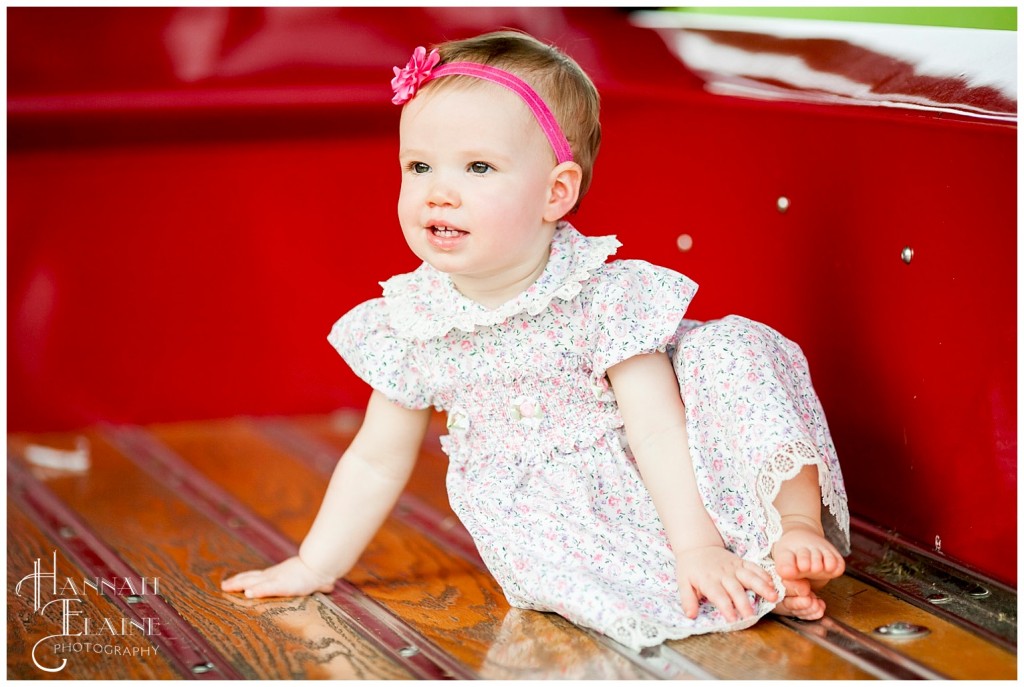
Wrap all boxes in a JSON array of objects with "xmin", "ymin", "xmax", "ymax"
[{"xmin": 7, "ymin": 7, "xmax": 1016, "ymax": 585}]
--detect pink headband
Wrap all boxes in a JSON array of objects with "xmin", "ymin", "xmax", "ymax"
[{"xmin": 391, "ymin": 46, "xmax": 574, "ymax": 165}]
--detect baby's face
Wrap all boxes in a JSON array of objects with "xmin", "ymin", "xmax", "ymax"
[{"xmin": 397, "ymin": 81, "xmax": 559, "ymax": 296}]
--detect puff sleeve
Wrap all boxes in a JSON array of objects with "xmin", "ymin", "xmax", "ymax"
[
  {"xmin": 587, "ymin": 260, "xmax": 699, "ymax": 379},
  {"xmin": 327, "ymin": 298, "xmax": 433, "ymax": 410}
]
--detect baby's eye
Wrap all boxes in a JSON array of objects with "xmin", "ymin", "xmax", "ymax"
[
  {"xmin": 469, "ymin": 162, "xmax": 492, "ymax": 175},
  {"xmin": 409, "ymin": 162, "xmax": 431, "ymax": 174}
]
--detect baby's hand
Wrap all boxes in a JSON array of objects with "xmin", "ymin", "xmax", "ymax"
[
  {"xmin": 221, "ymin": 556, "xmax": 336, "ymax": 599},
  {"xmin": 675, "ymin": 546, "xmax": 778, "ymax": 622}
]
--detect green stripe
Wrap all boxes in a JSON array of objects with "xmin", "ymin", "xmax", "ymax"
[{"xmin": 666, "ymin": 7, "xmax": 1017, "ymax": 31}]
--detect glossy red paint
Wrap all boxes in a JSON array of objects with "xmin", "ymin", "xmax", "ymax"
[
  {"xmin": 674, "ymin": 29, "xmax": 1016, "ymax": 119},
  {"xmin": 7, "ymin": 8, "xmax": 1016, "ymax": 585}
]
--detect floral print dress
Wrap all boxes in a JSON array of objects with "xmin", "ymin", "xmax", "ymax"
[{"xmin": 329, "ymin": 222, "xmax": 850, "ymax": 650}]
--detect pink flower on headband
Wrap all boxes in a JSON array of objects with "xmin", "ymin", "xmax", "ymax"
[{"xmin": 391, "ymin": 46, "xmax": 440, "ymax": 105}]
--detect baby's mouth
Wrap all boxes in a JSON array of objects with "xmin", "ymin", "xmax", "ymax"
[{"xmin": 430, "ymin": 225, "xmax": 466, "ymax": 238}]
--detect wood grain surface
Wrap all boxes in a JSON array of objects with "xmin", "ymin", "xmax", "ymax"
[
  {"xmin": 7, "ymin": 500, "xmax": 181, "ymax": 679},
  {"xmin": 8, "ymin": 431, "xmax": 411, "ymax": 680},
  {"xmin": 8, "ymin": 416, "xmax": 1017, "ymax": 681},
  {"xmin": 667, "ymin": 619, "xmax": 874, "ymax": 680},
  {"xmin": 819, "ymin": 575, "xmax": 1016, "ymax": 679}
]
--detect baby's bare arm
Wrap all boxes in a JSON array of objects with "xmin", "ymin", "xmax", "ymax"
[
  {"xmin": 607, "ymin": 353, "xmax": 720, "ymax": 553},
  {"xmin": 221, "ymin": 391, "xmax": 432, "ymax": 598},
  {"xmin": 607, "ymin": 352, "xmax": 777, "ymax": 620}
]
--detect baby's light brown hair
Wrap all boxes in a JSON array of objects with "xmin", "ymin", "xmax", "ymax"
[{"xmin": 431, "ymin": 31, "xmax": 602, "ymax": 211}]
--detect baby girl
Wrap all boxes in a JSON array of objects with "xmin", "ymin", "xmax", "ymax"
[{"xmin": 223, "ymin": 30, "xmax": 849, "ymax": 651}]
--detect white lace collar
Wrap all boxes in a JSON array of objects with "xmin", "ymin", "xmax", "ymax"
[{"xmin": 382, "ymin": 222, "xmax": 620, "ymax": 339}]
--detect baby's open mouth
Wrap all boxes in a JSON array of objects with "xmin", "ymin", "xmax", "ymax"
[{"xmin": 430, "ymin": 225, "xmax": 466, "ymax": 238}]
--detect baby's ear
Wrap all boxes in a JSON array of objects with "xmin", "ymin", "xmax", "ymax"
[{"xmin": 543, "ymin": 162, "xmax": 583, "ymax": 222}]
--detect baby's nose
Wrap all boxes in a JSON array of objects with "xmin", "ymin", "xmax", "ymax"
[{"xmin": 427, "ymin": 176, "xmax": 460, "ymax": 207}]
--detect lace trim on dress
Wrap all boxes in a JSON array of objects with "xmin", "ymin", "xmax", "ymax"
[
  {"xmin": 382, "ymin": 222, "xmax": 621, "ymax": 339},
  {"xmin": 755, "ymin": 441, "xmax": 851, "ymax": 559},
  {"xmin": 609, "ymin": 616, "xmax": 665, "ymax": 649},
  {"xmin": 607, "ymin": 611, "xmax": 764, "ymax": 651}
]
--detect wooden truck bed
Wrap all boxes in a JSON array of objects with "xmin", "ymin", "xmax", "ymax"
[{"xmin": 8, "ymin": 415, "xmax": 1015, "ymax": 679}]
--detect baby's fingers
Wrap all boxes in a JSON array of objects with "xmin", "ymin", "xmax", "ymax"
[
  {"xmin": 722, "ymin": 577, "xmax": 759, "ymax": 620},
  {"xmin": 221, "ymin": 570, "xmax": 265, "ymax": 592},
  {"xmin": 693, "ymin": 578, "xmax": 740, "ymax": 622},
  {"xmin": 678, "ymin": 582, "xmax": 702, "ymax": 619},
  {"xmin": 224, "ymin": 572, "xmax": 299, "ymax": 599},
  {"xmin": 738, "ymin": 564, "xmax": 778, "ymax": 602},
  {"xmin": 242, "ymin": 578, "xmax": 294, "ymax": 599}
]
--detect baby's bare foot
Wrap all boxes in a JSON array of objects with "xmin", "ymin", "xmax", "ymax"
[
  {"xmin": 770, "ymin": 519, "xmax": 844, "ymax": 620},
  {"xmin": 772, "ymin": 520, "xmax": 845, "ymax": 583}
]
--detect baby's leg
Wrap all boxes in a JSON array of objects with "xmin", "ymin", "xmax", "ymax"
[{"xmin": 770, "ymin": 464, "xmax": 845, "ymax": 619}]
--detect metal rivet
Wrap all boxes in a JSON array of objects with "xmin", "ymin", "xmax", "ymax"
[
  {"xmin": 676, "ymin": 233, "xmax": 694, "ymax": 252},
  {"xmin": 776, "ymin": 196, "xmax": 790, "ymax": 213},
  {"xmin": 191, "ymin": 662, "xmax": 215, "ymax": 674},
  {"xmin": 226, "ymin": 516, "xmax": 243, "ymax": 529},
  {"xmin": 125, "ymin": 595, "xmax": 143, "ymax": 604},
  {"xmin": 927, "ymin": 592, "xmax": 951, "ymax": 604},
  {"xmin": 874, "ymin": 621, "xmax": 930, "ymax": 639},
  {"xmin": 901, "ymin": 246, "xmax": 914, "ymax": 264},
  {"xmin": 58, "ymin": 526, "xmax": 76, "ymax": 539},
  {"xmin": 398, "ymin": 646, "xmax": 420, "ymax": 658},
  {"xmin": 967, "ymin": 585, "xmax": 991, "ymax": 599}
]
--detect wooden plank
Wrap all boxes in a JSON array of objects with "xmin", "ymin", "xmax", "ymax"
[
  {"xmin": 846, "ymin": 519, "xmax": 1016, "ymax": 650},
  {"xmin": 818, "ymin": 575, "xmax": 1016, "ymax": 680},
  {"xmin": 7, "ymin": 431, "xmax": 412, "ymax": 680},
  {"xmin": 8, "ymin": 456, "xmax": 243, "ymax": 680},
  {"xmin": 665, "ymin": 620, "xmax": 874, "ymax": 680},
  {"xmin": 148, "ymin": 418, "xmax": 660, "ymax": 679},
  {"xmin": 7, "ymin": 499, "xmax": 181, "ymax": 680},
  {"xmin": 772, "ymin": 615, "xmax": 947, "ymax": 679}
]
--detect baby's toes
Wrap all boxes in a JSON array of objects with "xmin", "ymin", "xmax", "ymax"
[
  {"xmin": 773, "ymin": 548, "xmax": 799, "ymax": 579},
  {"xmin": 789, "ymin": 547, "xmax": 817, "ymax": 577},
  {"xmin": 784, "ymin": 597, "xmax": 812, "ymax": 613},
  {"xmin": 778, "ymin": 594, "xmax": 827, "ymax": 620},
  {"xmin": 805, "ymin": 547, "xmax": 826, "ymax": 575},
  {"xmin": 793, "ymin": 597, "xmax": 826, "ymax": 621},
  {"xmin": 824, "ymin": 549, "xmax": 846, "ymax": 577},
  {"xmin": 772, "ymin": 594, "xmax": 814, "ymax": 617}
]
